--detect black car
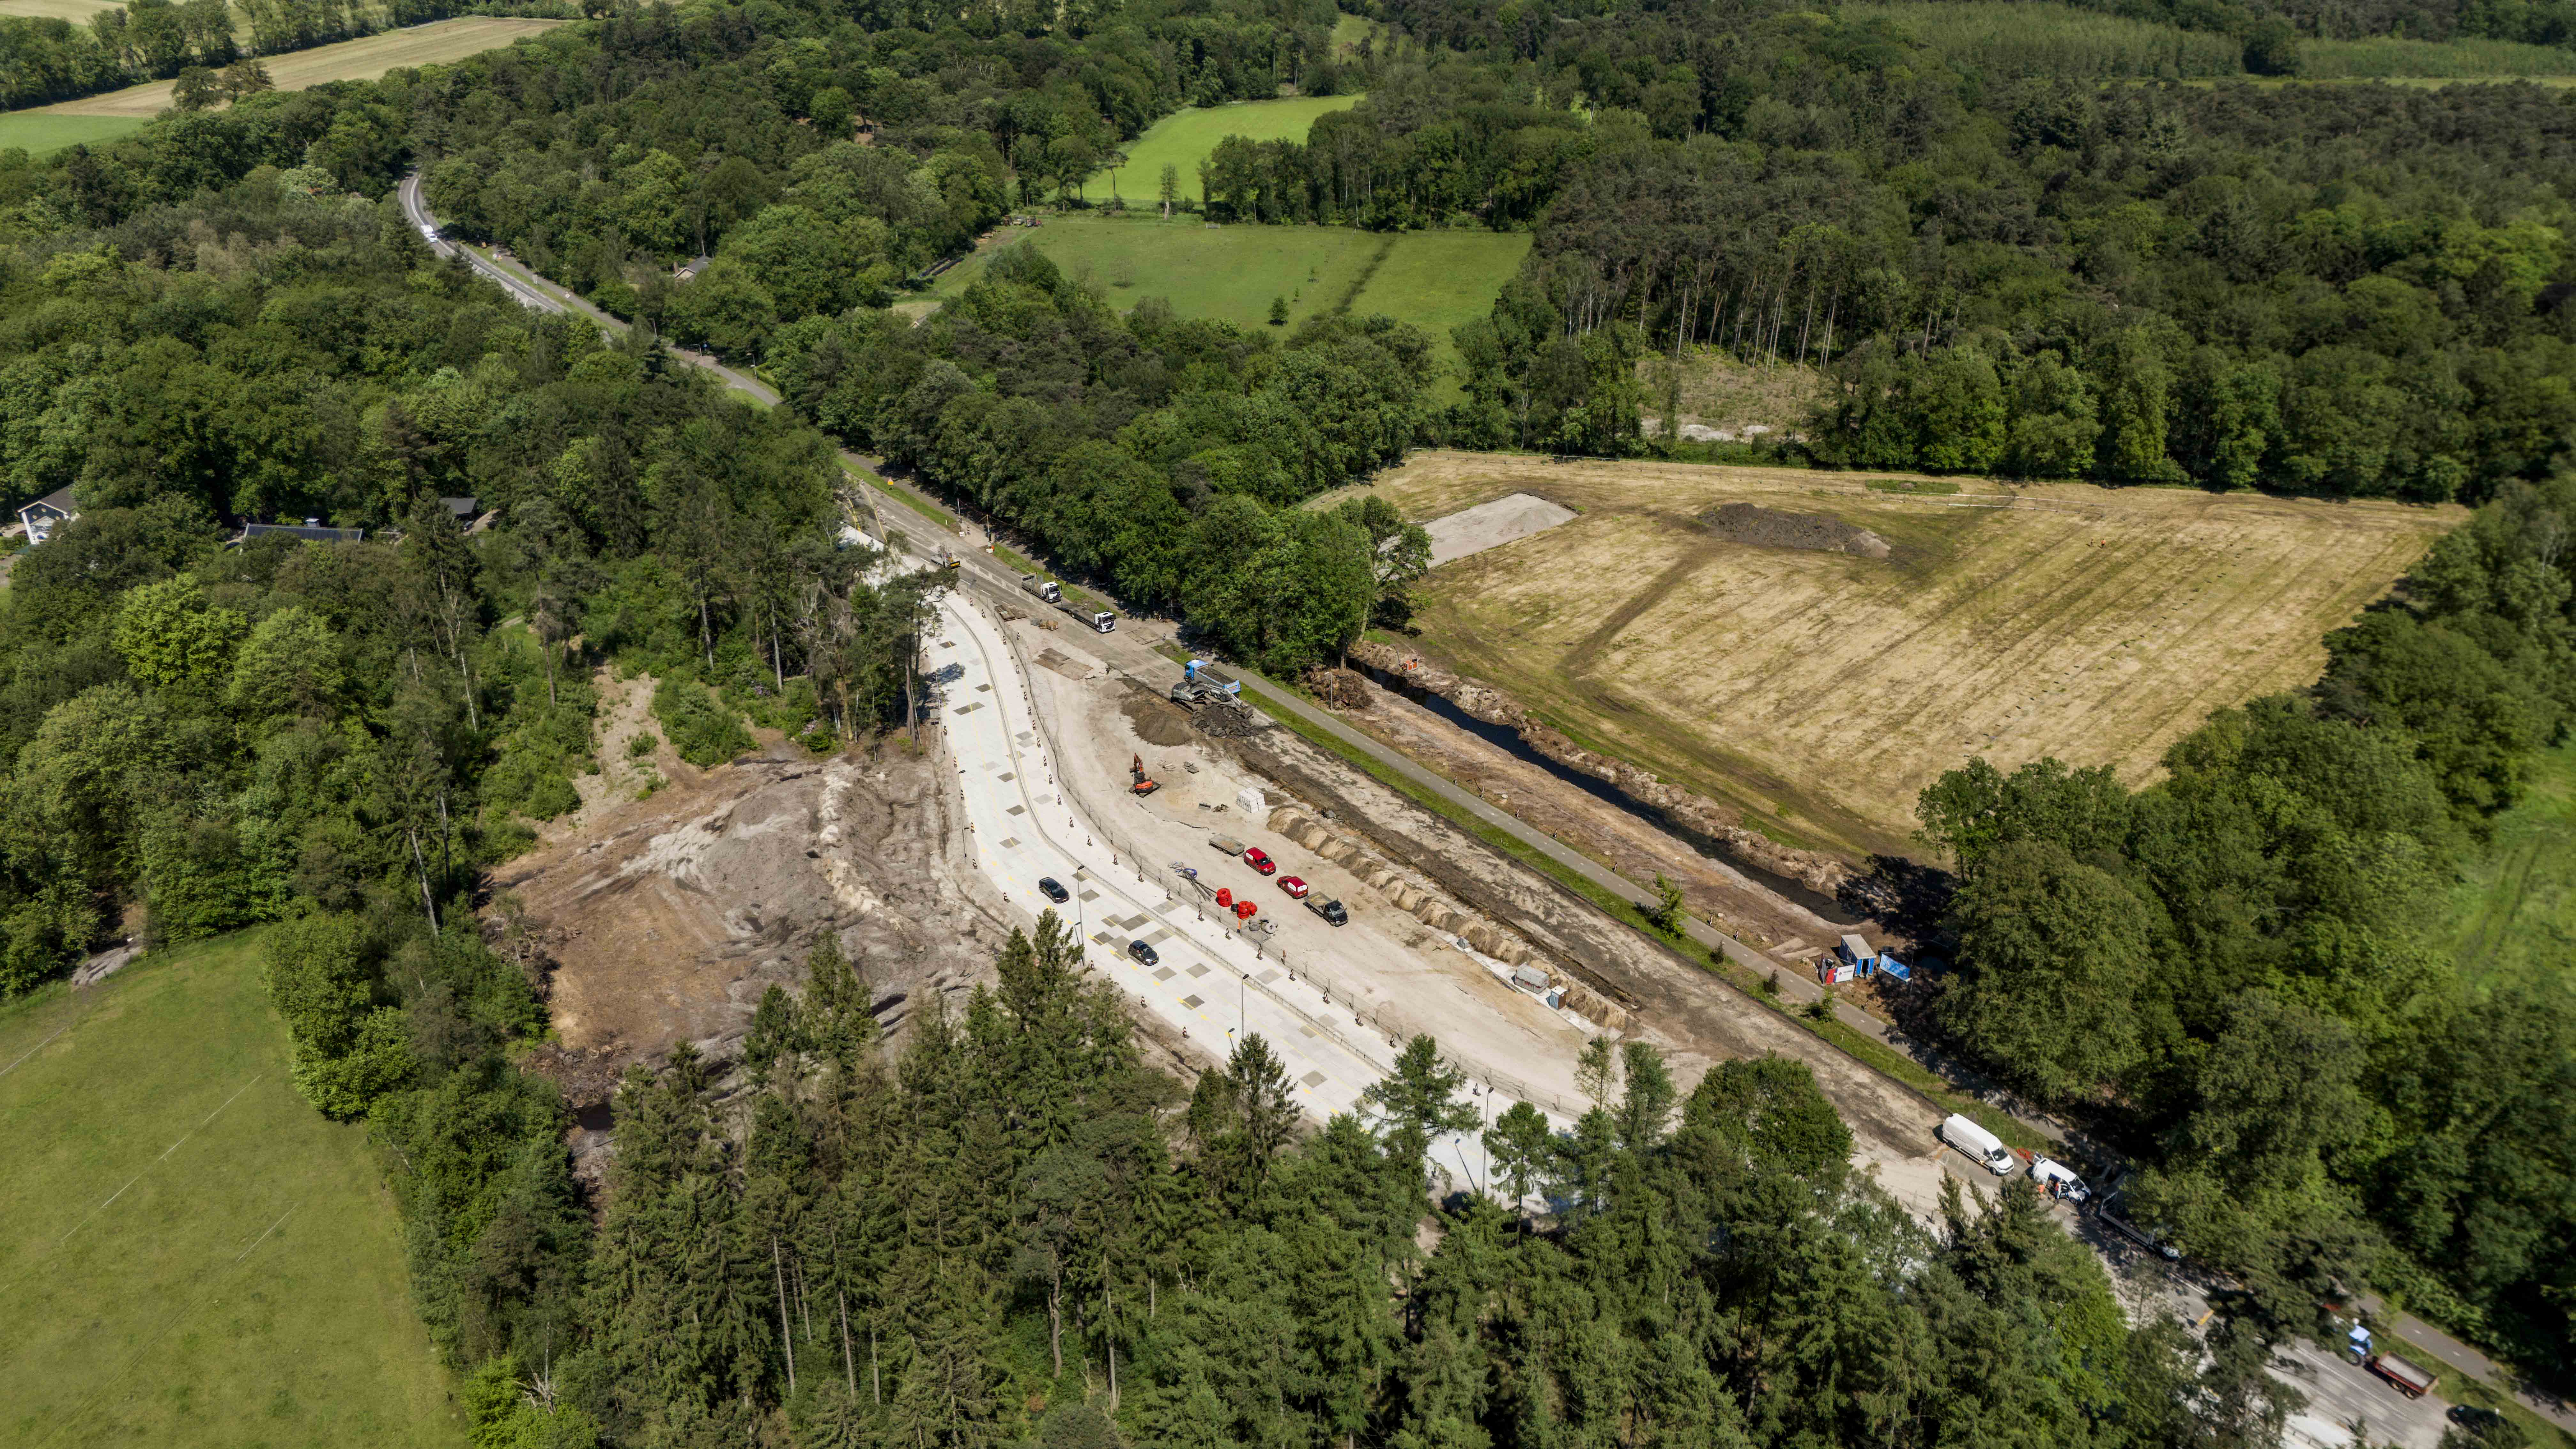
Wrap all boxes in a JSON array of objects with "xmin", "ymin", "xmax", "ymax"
[
  {"xmin": 1127, "ymin": 939, "xmax": 1159, "ymax": 966},
  {"xmin": 1038, "ymin": 877, "xmax": 1069, "ymax": 903}
]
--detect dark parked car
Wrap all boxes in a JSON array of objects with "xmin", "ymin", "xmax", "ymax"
[
  {"xmin": 1038, "ymin": 877, "xmax": 1069, "ymax": 903},
  {"xmin": 1128, "ymin": 939, "xmax": 1159, "ymax": 966}
]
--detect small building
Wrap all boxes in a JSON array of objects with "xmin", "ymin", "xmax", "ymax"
[
  {"xmin": 16, "ymin": 485, "xmax": 75, "ymax": 544},
  {"xmin": 1837, "ymin": 933, "xmax": 1872, "ymax": 966},
  {"xmin": 440, "ymin": 495, "xmax": 478, "ymax": 520}
]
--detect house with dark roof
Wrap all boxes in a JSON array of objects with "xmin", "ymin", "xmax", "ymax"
[{"xmin": 16, "ymin": 485, "xmax": 75, "ymax": 543}]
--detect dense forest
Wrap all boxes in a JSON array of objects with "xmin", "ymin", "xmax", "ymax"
[
  {"xmin": 1914, "ymin": 472, "xmax": 2576, "ymax": 1375},
  {"xmin": 0, "ymin": 154, "xmax": 940, "ymax": 993},
  {"xmin": 393, "ymin": 0, "xmax": 2576, "ymax": 499},
  {"xmin": 4, "ymin": 0, "xmax": 2575, "ymax": 1435},
  {"xmin": 277, "ymin": 902, "xmax": 2316, "ymax": 1449}
]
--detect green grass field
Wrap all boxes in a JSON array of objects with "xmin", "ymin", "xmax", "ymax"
[
  {"xmin": 1866, "ymin": 0, "xmax": 2576, "ymax": 81},
  {"xmin": 1347, "ymin": 229, "xmax": 1534, "ymax": 397},
  {"xmin": 2299, "ymin": 33, "xmax": 2576, "ymax": 77},
  {"xmin": 2438, "ymin": 740, "xmax": 2576, "ymax": 998},
  {"xmin": 1093, "ymin": 94, "xmax": 1363, "ymax": 204},
  {"xmin": 0, "ymin": 112, "xmax": 145, "ymax": 156},
  {"xmin": 0, "ymin": 933, "xmax": 459, "ymax": 1448},
  {"xmin": 1855, "ymin": 2, "xmax": 2244, "ymax": 77},
  {"xmin": 937, "ymin": 213, "xmax": 1388, "ymax": 331},
  {"xmin": 931, "ymin": 215, "xmax": 1528, "ymax": 391}
]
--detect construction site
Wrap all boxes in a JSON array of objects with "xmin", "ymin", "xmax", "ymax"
[{"xmin": 996, "ymin": 611, "xmax": 1954, "ymax": 1212}]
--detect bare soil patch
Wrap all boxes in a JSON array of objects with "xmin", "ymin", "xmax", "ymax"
[
  {"xmin": 1221, "ymin": 715, "xmax": 1942, "ymax": 1156},
  {"xmin": 1332, "ymin": 451, "xmax": 2458, "ymax": 862},
  {"xmin": 487, "ymin": 737, "xmax": 1004, "ymax": 1105},
  {"xmin": 1122, "ymin": 693, "xmax": 1198, "ymax": 747},
  {"xmin": 1639, "ymin": 351, "xmax": 1825, "ymax": 439},
  {"xmin": 1327, "ymin": 663, "xmax": 1856, "ymax": 950},
  {"xmin": 1703, "ymin": 501, "xmax": 1889, "ymax": 558}
]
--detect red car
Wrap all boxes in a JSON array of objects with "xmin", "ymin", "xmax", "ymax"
[
  {"xmin": 1279, "ymin": 876, "xmax": 1309, "ymax": 899},
  {"xmin": 1242, "ymin": 846, "xmax": 1277, "ymax": 876}
]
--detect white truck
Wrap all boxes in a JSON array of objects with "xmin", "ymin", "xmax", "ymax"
[
  {"xmin": 2029, "ymin": 1156, "xmax": 2089, "ymax": 1202},
  {"xmin": 1018, "ymin": 573, "xmax": 1062, "ymax": 604},
  {"xmin": 1940, "ymin": 1114, "xmax": 2016, "ymax": 1175}
]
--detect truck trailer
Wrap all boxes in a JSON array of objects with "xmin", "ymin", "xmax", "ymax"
[
  {"xmin": 1058, "ymin": 598, "xmax": 1114, "ymax": 632},
  {"xmin": 2364, "ymin": 1353, "xmax": 2437, "ymax": 1399}
]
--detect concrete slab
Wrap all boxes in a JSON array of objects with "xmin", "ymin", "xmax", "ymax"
[{"xmin": 1423, "ymin": 492, "xmax": 1576, "ymax": 567}]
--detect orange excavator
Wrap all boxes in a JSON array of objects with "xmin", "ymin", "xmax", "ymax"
[{"xmin": 1130, "ymin": 753, "xmax": 1160, "ymax": 797}]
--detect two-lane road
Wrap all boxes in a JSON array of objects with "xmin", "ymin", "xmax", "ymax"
[{"xmin": 397, "ymin": 171, "xmax": 784, "ymax": 405}]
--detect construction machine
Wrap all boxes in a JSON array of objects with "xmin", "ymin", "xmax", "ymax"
[{"xmin": 1130, "ymin": 753, "xmax": 1160, "ymax": 796}]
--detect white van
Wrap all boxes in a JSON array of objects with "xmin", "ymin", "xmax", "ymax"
[
  {"xmin": 1940, "ymin": 1113, "xmax": 2016, "ymax": 1175},
  {"xmin": 2029, "ymin": 1156, "xmax": 2089, "ymax": 1202}
]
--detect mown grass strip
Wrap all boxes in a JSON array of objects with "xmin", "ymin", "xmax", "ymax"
[{"xmin": 856, "ymin": 469, "xmax": 961, "ymax": 533}]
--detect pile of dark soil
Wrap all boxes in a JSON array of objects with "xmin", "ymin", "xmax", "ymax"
[
  {"xmin": 1120, "ymin": 692, "xmax": 1198, "ymax": 747},
  {"xmin": 1702, "ymin": 502, "xmax": 1891, "ymax": 558}
]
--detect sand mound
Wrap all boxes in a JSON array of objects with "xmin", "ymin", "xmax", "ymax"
[{"xmin": 1702, "ymin": 502, "xmax": 1890, "ymax": 558}]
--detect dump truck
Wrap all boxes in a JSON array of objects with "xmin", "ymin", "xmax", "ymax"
[
  {"xmin": 1169, "ymin": 658, "xmax": 1242, "ymax": 707},
  {"xmin": 1058, "ymin": 599, "xmax": 1114, "ymax": 632},
  {"xmin": 1304, "ymin": 897, "xmax": 1348, "ymax": 927},
  {"xmin": 2365, "ymin": 1354, "xmax": 2437, "ymax": 1399},
  {"xmin": 1019, "ymin": 573, "xmax": 1063, "ymax": 604}
]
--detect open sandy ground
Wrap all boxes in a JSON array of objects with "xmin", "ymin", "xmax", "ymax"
[{"xmin": 1332, "ymin": 452, "xmax": 2458, "ymax": 862}]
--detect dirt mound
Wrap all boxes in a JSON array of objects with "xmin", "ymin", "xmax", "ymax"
[
  {"xmin": 1305, "ymin": 666, "xmax": 1371, "ymax": 710},
  {"xmin": 486, "ymin": 739, "xmax": 1002, "ymax": 1105},
  {"xmin": 1122, "ymin": 694, "xmax": 1197, "ymax": 747},
  {"xmin": 1703, "ymin": 502, "xmax": 1890, "ymax": 558}
]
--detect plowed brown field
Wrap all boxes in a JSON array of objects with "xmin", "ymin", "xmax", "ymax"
[{"xmin": 1331, "ymin": 452, "xmax": 2458, "ymax": 862}]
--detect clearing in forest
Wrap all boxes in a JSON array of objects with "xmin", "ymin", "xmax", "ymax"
[
  {"xmin": 932, "ymin": 216, "xmax": 1527, "ymax": 386},
  {"xmin": 0, "ymin": 933, "xmax": 457, "ymax": 1448},
  {"xmin": 2437, "ymin": 740, "xmax": 2576, "ymax": 998},
  {"xmin": 1091, "ymin": 93, "xmax": 1362, "ymax": 203},
  {"xmin": 29, "ymin": 16, "xmax": 563, "ymax": 115},
  {"xmin": 1339, "ymin": 452, "xmax": 2457, "ymax": 862},
  {"xmin": 0, "ymin": 111, "xmax": 143, "ymax": 155}
]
